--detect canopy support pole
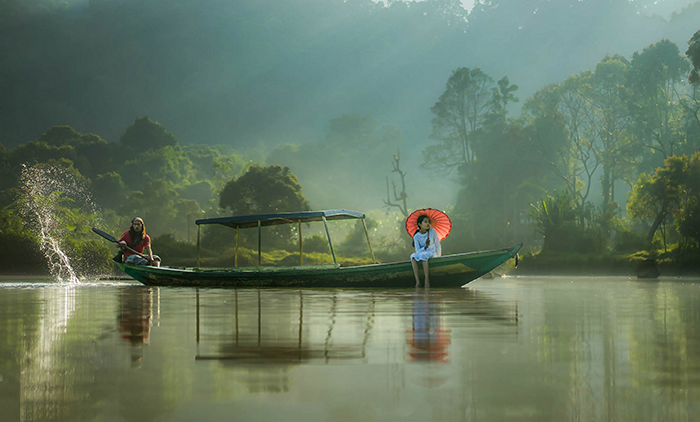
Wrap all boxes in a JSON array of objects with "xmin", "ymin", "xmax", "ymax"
[
  {"xmin": 322, "ymin": 216, "xmax": 337, "ymax": 265},
  {"xmin": 258, "ymin": 220, "xmax": 262, "ymax": 267},
  {"xmin": 196, "ymin": 224, "xmax": 201, "ymax": 268},
  {"xmin": 298, "ymin": 221, "xmax": 303, "ymax": 265},
  {"xmin": 362, "ymin": 219, "xmax": 376, "ymax": 263},
  {"xmin": 235, "ymin": 226, "xmax": 239, "ymax": 268}
]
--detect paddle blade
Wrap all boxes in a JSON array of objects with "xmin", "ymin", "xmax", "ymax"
[{"xmin": 92, "ymin": 227, "xmax": 117, "ymax": 243}]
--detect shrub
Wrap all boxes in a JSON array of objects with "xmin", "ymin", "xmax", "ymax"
[
  {"xmin": 302, "ymin": 234, "xmax": 330, "ymax": 253},
  {"xmin": 613, "ymin": 228, "xmax": 651, "ymax": 253},
  {"xmin": 0, "ymin": 231, "xmax": 46, "ymax": 274},
  {"xmin": 151, "ymin": 233, "xmax": 197, "ymax": 266}
]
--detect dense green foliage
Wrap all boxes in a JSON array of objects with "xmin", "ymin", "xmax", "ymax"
[
  {"xmin": 688, "ymin": 29, "xmax": 700, "ymax": 84},
  {"xmin": 420, "ymin": 36, "xmax": 700, "ymax": 267},
  {"xmin": 215, "ymin": 165, "xmax": 310, "ymax": 250},
  {"xmin": 219, "ymin": 165, "xmax": 309, "ymax": 215},
  {"xmin": 0, "ymin": 117, "xmax": 251, "ymax": 275},
  {"xmin": 628, "ymin": 153, "xmax": 700, "ymax": 248}
]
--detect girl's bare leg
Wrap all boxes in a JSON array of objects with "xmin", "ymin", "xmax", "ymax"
[
  {"xmin": 411, "ymin": 258, "xmax": 421, "ymax": 287},
  {"xmin": 422, "ymin": 260, "xmax": 430, "ymax": 287}
]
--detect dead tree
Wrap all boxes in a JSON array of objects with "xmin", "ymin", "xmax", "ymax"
[{"xmin": 383, "ymin": 151, "xmax": 408, "ymax": 217}]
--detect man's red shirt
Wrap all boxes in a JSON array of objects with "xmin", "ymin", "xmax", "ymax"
[{"xmin": 118, "ymin": 230, "xmax": 151, "ymax": 259}]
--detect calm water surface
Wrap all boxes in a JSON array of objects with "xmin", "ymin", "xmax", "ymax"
[{"xmin": 1, "ymin": 275, "xmax": 700, "ymax": 422}]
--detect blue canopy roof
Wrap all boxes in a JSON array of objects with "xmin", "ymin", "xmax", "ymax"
[{"xmin": 195, "ymin": 209, "xmax": 365, "ymax": 229}]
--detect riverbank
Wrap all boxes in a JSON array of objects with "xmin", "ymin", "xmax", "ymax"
[{"xmin": 515, "ymin": 250, "xmax": 700, "ymax": 277}]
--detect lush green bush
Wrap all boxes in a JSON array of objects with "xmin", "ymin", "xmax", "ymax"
[
  {"xmin": 0, "ymin": 231, "xmax": 46, "ymax": 275},
  {"xmin": 613, "ymin": 228, "xmax": 652, "ymax": 253},
  {"xmin": 150, "ymin": 233, "xmax": 198, "ymax": 267},
  {"xmin": 336, "ymin": 219, "xmax": 377, "ymax": 256},
  {"xmin": 517, "ymin": 251, "xmax": 636, "ymax": 275},
  {"xmin": 302, "ymin": 234, "xmax": 331, "ymax": 254},
  {"xmin": 530, "ymin": 191, "xmax": 606, "ymax": 254}
]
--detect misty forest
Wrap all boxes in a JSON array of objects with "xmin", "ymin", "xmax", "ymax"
[{"xmin": 1, "ymin": 0, "xmax": 700, "ymax": 276}]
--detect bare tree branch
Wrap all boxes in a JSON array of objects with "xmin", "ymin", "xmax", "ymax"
[{"xmin": 383, "ymin": 151, "xmax": 408, "ymax": 217}]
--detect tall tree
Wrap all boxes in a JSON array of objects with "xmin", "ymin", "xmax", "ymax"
[
  {"xmin": 675, "ymin": 152, "xmax": 700, "ymax": 248},
  {"xmin": 555, "ymin": 74, "xmax": 601, "ymax": 210},
  {"xmin": 524, "ymin": 71, "xmax": 617, "ymax": 234},
  {"xmin": 481, "ymin": 76, "xmax": 519, "ymax": 144},
  {"xmin": 422, "ymin": 67, "xmax": 494, "ymax": 174},
  {"xmin": 687, "ymin": 29, "xmax": 700, "ymax": 86},
  {"xmin": 586, "ymin": 55, "xmax": 635, "ymax": 209},
  {"xmin": 119, "ymin": 145, "xmax": 196, "ymax": 192},
  {"xmin": 682, "ymin": 30, "xmax": 700, "ymax": 139},
  {"xmin": 627, "ymin": 153, "xmax": 700, "ymax": 244},
  {"xmin": 624, "ymin": 39, "xmax": 690, "ymax": 167}
]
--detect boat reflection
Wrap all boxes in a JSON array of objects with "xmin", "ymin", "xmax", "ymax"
[
  {"xmin": 193, "ymin": 287, "xmax": 518, "ymax": 368},
  {"xmin": 195, "ymin": 289, "xmax": 369, "ymax": 364}
]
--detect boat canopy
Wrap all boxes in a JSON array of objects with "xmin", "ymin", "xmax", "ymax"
[
  {"xmin": 195, "ymin": 209, "xmax": 365, "ymax": 229},
  {"xmin": 194, "ymin": 209, "xmax": 373, "ymax": 267}
]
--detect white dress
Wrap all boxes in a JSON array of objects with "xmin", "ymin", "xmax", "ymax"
[{"xmin": 410, "ymin": 228, "xmax": 441, "ymax": 262}]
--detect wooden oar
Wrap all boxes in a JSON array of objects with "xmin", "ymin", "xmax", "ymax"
[{"xmin": 91, "ymin": 227, "xmax": 148, "ymax": 260}]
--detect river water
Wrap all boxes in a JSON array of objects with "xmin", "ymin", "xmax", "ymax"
[{"xmin": 1, "ymin": 275, "xmax": 700, "ymax": 422}]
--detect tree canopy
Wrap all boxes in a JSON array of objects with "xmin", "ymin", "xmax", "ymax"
[
  {"xmin": 628, "ymin": 152, "xmax": 700, "ymax": 246},
  {"xmin": 219, "ymin": 165, "xmax": 309, "ymax": 215},
  {"xmin": 121, "ymin": 117, "xmax": 178, "ymax": 151},
  {"xmin": 423, "ymin": 67, "xmax": 495, "ymax": 173},
  {"xmin": 689, "ymin": 29, "xmax": 700, "ymax": 85}
]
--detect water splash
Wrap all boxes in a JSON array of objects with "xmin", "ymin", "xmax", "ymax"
[{"xmin": 18, "ymin": 164, "xmax": 98, "ymax": 283}]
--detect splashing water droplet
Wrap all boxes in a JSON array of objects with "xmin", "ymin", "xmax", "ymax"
[{"xmin": 18, "ymin": 164, "xmax": 99, "ymax": 283}]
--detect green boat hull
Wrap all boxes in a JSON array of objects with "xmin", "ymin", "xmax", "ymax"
[{"xmin": 117, "ymin": 244, "xmax": 521, "ymax": 288}]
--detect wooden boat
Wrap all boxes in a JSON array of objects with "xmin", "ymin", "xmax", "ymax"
[{"xmin": 116, "ymin": 209, "xmax": 521, "ymax": 288}]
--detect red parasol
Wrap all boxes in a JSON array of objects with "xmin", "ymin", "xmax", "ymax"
[{"xmin": 405, "ymin": 208, "xmax": 452, "ymax": 241}]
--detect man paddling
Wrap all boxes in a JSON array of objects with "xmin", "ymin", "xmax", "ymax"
[{"xmin": 116, "ymin": 217, "xmax": 159, "ymax": 266}]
